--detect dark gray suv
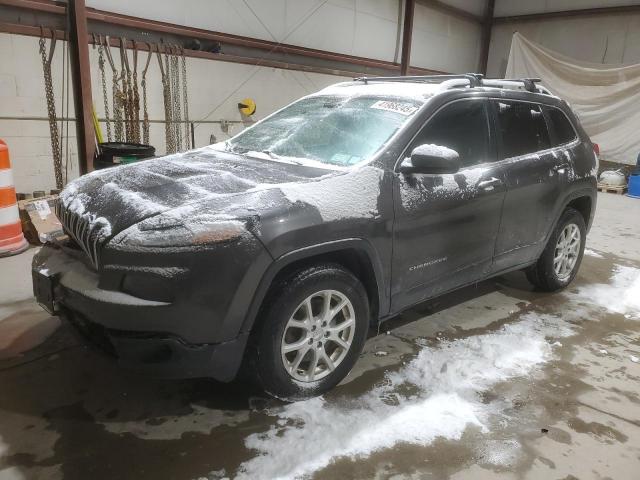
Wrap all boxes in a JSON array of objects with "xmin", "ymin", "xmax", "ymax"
[{"xmin": 33, "ymin": 74, "xmax": 597, "ymax": 399}]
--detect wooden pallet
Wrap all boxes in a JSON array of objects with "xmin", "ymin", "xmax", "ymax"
[{"xmin": 597, "ymin": 183, "xmax": 628, "ymax": 195}]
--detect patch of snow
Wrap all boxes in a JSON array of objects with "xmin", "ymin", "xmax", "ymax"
[
  {"xmin": 569, "ymin": 265, "xmax": 640, "ymax": 320},
  {"xmin": 599, "ymin": 349, "xmax": 608, "ymax": 354},
  {"xmin": 412, "ymin": 144, "xmax": 459, "ymax": 160},
  {"xmin": 584, "ymin": 248, "xmax": 604, "ymax": 259},
  {"xmin": 194, "ymin": 469, "xmax": 228, "ymax": 480},
  {"xmin": 631, "ymin": 355, "xmax": 639, "ymax": 363},
  {"xmin": 278, "ymin": 166, "xmax": 382, "ymax": 222},
  {"xmin": 317, "ymin": 81, "xmax": 437, "ymax": 100},
  {"xmin": 237, "ymin": 313, "xmax": 573, "ymax": 480},
  {"xmin": 60, "ymin": 183, "xmax": 113, "ymax": 240}
]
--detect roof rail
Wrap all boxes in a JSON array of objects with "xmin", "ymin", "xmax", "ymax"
[
  {"xmin": 353, "ymin": 73, "xmax": 483, "ymax": 87},
  {"xmin": 353, "ymin": 73, "xmax": 550, "ymax": 94},
  {"xmin": 483, "ymin": 78, "xmax": 546, "ymax": 94}
]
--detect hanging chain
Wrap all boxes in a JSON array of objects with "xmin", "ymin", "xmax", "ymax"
[
  {"xmin": 105, "ymin": 36, "xmax": 124, "ymax": 142},
  {"xmin": 165, "ymin": 47, "xmax": 174, "ymax": 150},
  {"xmin": 157, "ymin": 47, "xmax": 175, "ymax": 154},
  {"xmin": 181, "ymin": 47, "xmax": 190, "ymax": 149},
  {"xmin": 164, "ymin": 46, "xmax": 175, "ymax": 152},
  {"xmin": 141, "ymin": 43, "xmax": 153, "ymax": 145},
  {"xmin": 97, "ymin": 36, "xmax": 112, "ymax": 142},
  {"xmin": 39, "ymin": 30, "xmax": 63, "ymax": 190},
  {"xmin": 120, "ymin": 38, "xmax": 135, "ymax": 143},
  {"xmin": 131, "ymin": 45, "xmax": 141, "ymax": 143},
  {"xmin": 170, "ymin": 46, "xmax": 183, "ymax": 151}
]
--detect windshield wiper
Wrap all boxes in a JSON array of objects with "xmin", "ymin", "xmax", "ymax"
[{"xmin": 262, "ymin": 150, "xmax": 303, "ymax": 165}]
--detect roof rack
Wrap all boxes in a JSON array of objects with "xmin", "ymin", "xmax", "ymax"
[
  {"xmin": 484, "ymin": 77, "xmax": 547, "ymax": 94},
  {"xmin": 353, "ymin": 74, "xmax": 550, "ymax": 94},
  {"xmin": 353, "ymin": 73, "xmax": 483, "ymax": 87}
]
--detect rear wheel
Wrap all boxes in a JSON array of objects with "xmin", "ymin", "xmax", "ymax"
[
  {"xmin": 247, "ymin": 264, "xmax": 369, "ymax": 400},
  {"xmin": 526, "ymin": 207, "xmax": 586, "ymax": 291}
]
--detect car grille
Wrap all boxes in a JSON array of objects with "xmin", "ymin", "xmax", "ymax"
[{"xmin": 56, "ymin": 200, "xmax": 103, "ymax": 270}]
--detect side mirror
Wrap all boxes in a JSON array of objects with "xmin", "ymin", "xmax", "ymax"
[{"xmin": 400, "ymin": 144, "xmax": 460, "ymax": 175}]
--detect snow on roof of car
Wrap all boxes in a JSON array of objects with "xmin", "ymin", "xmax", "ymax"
[
  {"xmin": 316, "ymin": 79, "xmax": 558, "ymax": 101},
  {"xmin": 315, "ymin": 80, "xmax": 444, "ymax": 100}
]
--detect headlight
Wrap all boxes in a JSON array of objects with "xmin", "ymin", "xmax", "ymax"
[{"xmin": 112, "ymin": 214, "xmax": 249, "ymax": 248}]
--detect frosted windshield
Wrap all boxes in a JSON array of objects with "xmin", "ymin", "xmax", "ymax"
[{"xmin": 227, "ymin": 95, "xmax": 423, "ymax": 167}]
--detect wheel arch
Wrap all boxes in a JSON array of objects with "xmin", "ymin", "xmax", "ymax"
[
  {"xmin": 566, "ymin": 195, "xmax": 593, "ymax": 230},
  {"xmin": 546, "ymin": 187, "xmax": 596, "ymax": 243},
  {"xmin": 240, "ymin": 239, "xmax": 387, "ymax": 335}
]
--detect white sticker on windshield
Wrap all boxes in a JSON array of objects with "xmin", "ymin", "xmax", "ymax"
[{"xmin": 370, "ymin": 100, "xmax": 418, "ymax": 116}]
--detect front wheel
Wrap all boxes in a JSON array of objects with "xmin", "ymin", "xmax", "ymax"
[
  {"xmin": 526, "ymin": 207, "xmax": 586, "ymax": 292},
  {"xmin": 247, "ymin": 264, "xmax": 369, "ymax": 400}
]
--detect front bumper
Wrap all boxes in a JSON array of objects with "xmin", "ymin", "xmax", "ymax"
[
  {"xmin": 32, "ymin": 244, "xmax": 249, "ymax": 381},
  {"xmin": 62, "ymin": 306, "xmax": 248, "ymax": 380}
]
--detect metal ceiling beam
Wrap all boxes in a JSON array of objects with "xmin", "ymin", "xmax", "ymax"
[
  {"xmin": 494, "ymin": 4, "xmax": 640, "ymax": 23},
  {"xmin": 0, "ymin": 0, "xmax": 448, "ymax": 77},
  {"xmin": 478, "ymin": 0, "xmax": 495, "ymax": 75},
  {"xmin": 0, "ymin": 0, "xmax": 63, "ymax": 14},
  {"xmin": 84, "ymin": 7, "xmax": 398, "ymax": 71},
  {"xmin": 416, "ymin": 0, "xmax": 482, "ymax": 23},
  {"xmin": 400, "ymin": 0, "xmax": 416, "ymax": 75},
  {"xmin": 67, "ymin": 0, "xmax": 94, "ymax": 173}
]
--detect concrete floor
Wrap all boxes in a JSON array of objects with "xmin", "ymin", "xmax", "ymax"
[{"xmin": 0, "ymin": 192, "xmax": 639, "ymax": 480}]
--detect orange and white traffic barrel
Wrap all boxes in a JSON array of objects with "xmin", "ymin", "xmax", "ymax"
[{"xmin": 0, "ymin": 140, "xmax": 28, "ymax": 257}]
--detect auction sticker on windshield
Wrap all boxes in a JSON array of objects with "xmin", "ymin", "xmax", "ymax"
[{"xmin": 370, "ymin": 100, "xmax": 419, "ymax": 116}]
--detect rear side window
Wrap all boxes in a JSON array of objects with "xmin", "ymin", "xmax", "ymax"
[
  {"xmin": 495, "ymin": 101, "xmax": 550, "ymax": 158},
  {"xmin": 544, "ymin": 106, "xmax": 577, "ymax": 145},
  {"xmin": 407, "ymin": 99, "xmax": 490, "ymax": 168}
]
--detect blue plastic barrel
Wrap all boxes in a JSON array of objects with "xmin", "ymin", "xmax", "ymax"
[{"xmin": 628, "ymin": 174, "xmax": 640, "ymax": 199}]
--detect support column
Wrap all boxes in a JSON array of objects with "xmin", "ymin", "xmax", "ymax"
[
  {"xmin": 67, "ymin": 0, "xmax": 94, "ymax": 174},
  {"xmin": 478, "ymin": 0, "xmax": 495, "ymax": 76},
  {"xmin": 400, "ymin": 0, "xmax": 415, "ymax": 75}
]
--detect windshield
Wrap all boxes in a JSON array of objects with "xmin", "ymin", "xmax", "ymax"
[{"xmin": 225, "ymin": 95, "xmax": 423, "ymax": 167}]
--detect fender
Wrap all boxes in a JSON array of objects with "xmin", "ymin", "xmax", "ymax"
[
  {"xmin": 239, "ymin": 238, "xmax": 388, "ymax": 334},
  {"xmin": 544, "ymin": 183, "xmax": 597, "ymax": 247}
]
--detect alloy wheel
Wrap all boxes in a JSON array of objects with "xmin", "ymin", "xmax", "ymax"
[
  {"xmin": 554, "ymin": 223, "xmax": 581, "ymax": 280},
  {"xmin": 281, "ymin": 290, "xmax": 355, "ymax": 382}
]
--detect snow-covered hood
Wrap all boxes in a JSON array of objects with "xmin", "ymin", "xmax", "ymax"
[{"xmin": 59, "ymin": 147, "xmax": 335, "ymax": 243}]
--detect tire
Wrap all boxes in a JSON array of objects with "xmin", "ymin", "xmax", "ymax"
[
  {"xmin": 526, "ymin": 207, "xmax": 586, "ymax": 292},
  {"xmin": 246, "ymin": 263, "xmax": 369, "ymax": 401}
]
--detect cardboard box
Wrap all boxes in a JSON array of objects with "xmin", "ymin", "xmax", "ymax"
[{"xmin": 18, "ymin": 195, "xmax": 65, "ymax": 245}]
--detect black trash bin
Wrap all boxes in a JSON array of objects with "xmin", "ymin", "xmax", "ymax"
[{"xmin": 95, "ymin": 142, "xmax": 155, "ymax": 170}]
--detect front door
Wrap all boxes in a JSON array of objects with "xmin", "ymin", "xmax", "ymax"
[{"xmin": 391, "ymin": 98, "xmax": 506, "ymax": 312}]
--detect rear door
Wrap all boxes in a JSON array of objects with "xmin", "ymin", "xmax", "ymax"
[
  {"xmin": 391, "ymin": 98, "xmax": 507, "ymax": 312},
  {"xmin": 490, "ymin": 100, "xmax": 568, "ymax": 272}
]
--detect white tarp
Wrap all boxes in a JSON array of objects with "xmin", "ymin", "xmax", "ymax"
[{"xmin": 505, "ymin": 32, "xmax": 640, "ymax": 165}]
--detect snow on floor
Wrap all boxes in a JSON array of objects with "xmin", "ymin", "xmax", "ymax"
[
  {"xmin": 584, "ymin": 248, "xmax": 604, "ymax": 258},
  {"xmin": 237, "ymin": 314, "xmax": 572, "ymax": 480},
  {"xmin": 238, "ymin": 263, "xmax": 640, "ymax": 480},
  {"xmin": 570, "ymin": 265, "xmax": 640, "ymax": 320}
]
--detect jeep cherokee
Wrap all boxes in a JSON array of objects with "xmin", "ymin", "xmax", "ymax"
[{"xmin": 32, "ymin": 74, "xmax": 598, "ymax": 399}]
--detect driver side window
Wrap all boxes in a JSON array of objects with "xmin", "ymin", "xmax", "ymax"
[{"xmin": 407, "ymin": 99, "xmax": 491, "ymax": 169}]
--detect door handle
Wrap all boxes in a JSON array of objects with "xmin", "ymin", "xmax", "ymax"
[
  {"xmin": 477, "ymin": 177, "xmax": 502, "ymax": 191},
  {"xmin": 553, "ymin": 163, "xmax": 569, "ymax": 174}
]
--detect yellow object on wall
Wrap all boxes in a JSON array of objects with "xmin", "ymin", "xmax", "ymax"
[{"xmin": 238, "ymin": 98, "xmax": 256, "ymax": 116}]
